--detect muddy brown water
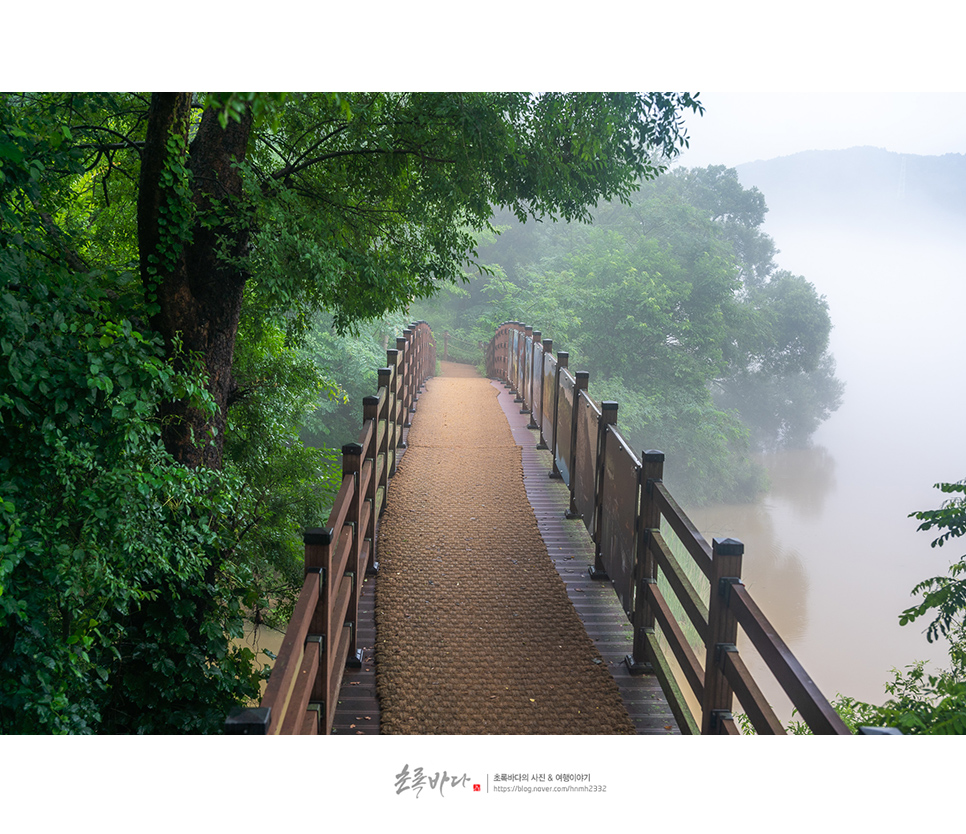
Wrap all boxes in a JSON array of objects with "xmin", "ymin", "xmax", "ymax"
[{"xmin": 683, "ymin": 212, "xmax": 966, "ymax": 722}]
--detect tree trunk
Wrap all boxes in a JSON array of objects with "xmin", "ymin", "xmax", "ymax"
[{"xmin": 138, "ymin": 93, "xmax": 253, "ymax": 470}]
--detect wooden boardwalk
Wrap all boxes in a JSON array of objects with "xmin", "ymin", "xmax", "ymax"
[
  {"xmin": 331, "ymin": 369, "xmax": 678, "ymax": 734},
  {"xmin": 494, "ymin": 379, "xmax": 679, "ymax": 735}
]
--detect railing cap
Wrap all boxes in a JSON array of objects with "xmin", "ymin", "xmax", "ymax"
[
  {"xmin": 643, "ymin": 450, "xmax": 665, "ymax": 462},
  {"xmin": 224, "ymin": 706, "xmax": 271, "ymax": 734},
  {"xmin": 713, "ymin": 537, "xmax": 745, "ymax": 556},
  {"xmin": 304, "ymin": 527, "xmax": 335, "ymax": 545}
]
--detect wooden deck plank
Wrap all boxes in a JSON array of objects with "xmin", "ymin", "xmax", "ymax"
[
  {"xmin": 493, "ymin": 378, "xmax": 680, "ymax": 735},
  {"xmin": 330, "ymin": 570, "xmax": 379, "ymax": 734}
]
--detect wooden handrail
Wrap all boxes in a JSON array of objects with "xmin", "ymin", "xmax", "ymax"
[
  {"xmin": 228, "ymin": 321, "xmax": 436, "ymax": 734},
  {"xmin": 645, "ymin": 581, "xmax": 705, "ymax": 703},
  {"xmin": 721, "ymin": 649, "xmax": 786, "ymax": 735},
  {"xmin": 259, "ymin": 572, "xmax": 321, "ymax": 734},
  {"xmin": 486, "ymin": 320, "xmax": 858, "ymax": 736},
  {"xmin": 651, "ymin": 483, "xmax": 714, "ymax": 580},
  {"xmin": 728, "ymin": 582, "xmax": 851, "ymax": 734},
  {"xmin": 648, "ymin": 530, "xmax": 709, "ymax": 645}
]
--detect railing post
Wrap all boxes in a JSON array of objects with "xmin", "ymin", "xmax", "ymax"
[
  {"xmin": 702, "ymin": 537, "xmax": 744, "ymax": 734},
  {"xmin": 378, "ymin": 365, "xmax": 395, "ymax": 479},
  {"xmin": 362, "ymin": 395, "xmax": 380, "ymax": 571},
  {"xmin": 342, "ymin": 442, "xmax": 364, "ymax": 668},
  {"xmin": 506, "ymin": 321, "xmax": 510, "ymax": 383},
  {"xmin": 396, "ymin": 333, "xmax": 413, "ymax": 428},
  {"xmin": 520, "ymin": 326, "xmax": 533, "ymax": 413},
  {"xmin": 416, "ymin": 323, "xmax": 430, "ymax": 395},
  {"xmin": 426, "ymin": 324, "xmax": 437, "ymax": 384},
  {"xmin": 406, "ymin": 325, "xmax": 419, "ymax": 406},
  {"xmin": 406, "ymin": 325, "xmax": 419, "ymax": 410},
  {"xmin": 628, "ymin": 450, "xmax": 664, "ymax": 673},
  {"xmin": 507, "ymin": 322, "xmax": 518, "ymax": 387},
  {"xmin": 536, "ymin": 339, "xmax": 552, "ymax": 450},
  {"xmin": 526, "ymin": 329, "xmax": 540, "ymax": 424},
  {"xmin": 225, "ymin": 706, "xmax": 271, "ymax": 734},
  {"xmin": 549, "ymin": 351, "xmax": 568, "ymax": 479},
  {"xmin": 506, "ymin": 323, "xmax": 516, "ymax": 393},
  {"xmin": 565, "ymin": 371, "xmax": 589, "ymax": 519},
  {"xmin": 504, "ymin": 324, "xmax": 515, "ymax": 392},
  {"xmin": 304, "ymin": 526, "xmax": 333, "ymax": 726},
  {"xmin": 590, "ymin": 401, "xmax": 618, "ymax": 580},
  {"xmin": 518, "ymin": 322, "xmax": 526, "ymax": 399},
  {"xmin": 386, "ymin": 347, "xmax": 404, "ymax": 454}
]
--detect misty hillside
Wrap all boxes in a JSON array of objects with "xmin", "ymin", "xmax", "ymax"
[{"xmin": 735, "ymin": 147, "xmax": 966, "ymax": 229}]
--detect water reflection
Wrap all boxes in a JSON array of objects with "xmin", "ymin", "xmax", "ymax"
[
  {"xmin": 688, "ymin": 460, "xmax": 813, "ymax": 648},
  {"xmin": 764, "ymin": 446, "xmax": 837, "ymax": 520},
  {"xmin": 687, "ymin": 427, "xmax": 955, "ymax": 722}
]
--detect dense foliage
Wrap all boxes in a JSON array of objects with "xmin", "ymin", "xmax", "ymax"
[
  {"xmin": 415, "ymin": 166, "xmax": 843, "ymax": 504},
  {"xmin": 1, "ymin": 92, "xmax": 701, "ymax": 732},
  {"xmin": 0, "ymin": 97, "xmax": 338, "ymax": 732}
]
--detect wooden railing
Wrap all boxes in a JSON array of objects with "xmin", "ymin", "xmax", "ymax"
[
  {"xmin": 226, "ymin": 322, "xmax": 437, "ymax": 734},
  {"xmin": 486, "ymin": 320, "xmax": 858, "ymax": 735}
]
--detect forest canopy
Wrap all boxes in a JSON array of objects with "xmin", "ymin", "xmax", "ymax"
[{"xmin": 0, "ymin": 91, "xmax": 703, "ymax": 732}]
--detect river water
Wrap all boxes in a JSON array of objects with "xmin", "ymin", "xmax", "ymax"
[{"xmin": 684, "ymin": 205, "xmax": 966, "ymax": 721}]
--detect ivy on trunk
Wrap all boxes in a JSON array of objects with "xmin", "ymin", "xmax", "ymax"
[{"xmin": 139, "ymin": 93, "xmax": 254, "ymax": 470}]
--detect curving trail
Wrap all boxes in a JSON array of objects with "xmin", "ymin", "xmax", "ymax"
[{"xmin": 374, "ymin": 362, "xmax": 635, "ymax": 734}]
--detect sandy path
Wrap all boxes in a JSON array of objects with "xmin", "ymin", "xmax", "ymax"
[{"xmin": 374, "ymin": 361, "xmax": 634, "ymax": 734}]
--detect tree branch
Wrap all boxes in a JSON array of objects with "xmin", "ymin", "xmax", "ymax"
[
  {"xmin": 72, "ymin": 124, "xmax": 144, "ymax": 155},
  {"xmin": 271, "ymin": 146, "xmax": 456, "ymax": 182}
]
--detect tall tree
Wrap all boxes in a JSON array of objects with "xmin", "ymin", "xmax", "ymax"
[
  {"xmin": 124, "ymin": 92, "xmax": 702, "ymax": 469},
  {"xmin": 1, "ymin": 92, "xmax": 703, "ymax": 731}
]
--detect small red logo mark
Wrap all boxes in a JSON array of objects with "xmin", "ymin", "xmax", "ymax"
[{"xmin": 473, "ymin": 784, "xmax": 481, "ymax": 792}]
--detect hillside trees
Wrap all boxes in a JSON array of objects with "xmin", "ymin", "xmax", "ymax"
[
  {"xmin": 416, "ymin": 164, "xmax": 842, "ymax": 502},
  {"xmin": 1, "ymin": 91, "xmax": 703, "ymax": 731}
]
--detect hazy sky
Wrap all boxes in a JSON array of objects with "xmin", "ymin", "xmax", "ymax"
[{"xmin": 675, "ymin": 92, "xmax": 966, "ymax": 169}]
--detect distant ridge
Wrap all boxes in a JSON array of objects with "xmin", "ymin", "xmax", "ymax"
[{"xmin": 735, "ymin": 147, "xmax": 966, "ymax": 225}]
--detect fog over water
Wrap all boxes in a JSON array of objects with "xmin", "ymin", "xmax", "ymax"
[{"xmin": 687, "ymin": 164, "xmax": 966, "ymax": 715}]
